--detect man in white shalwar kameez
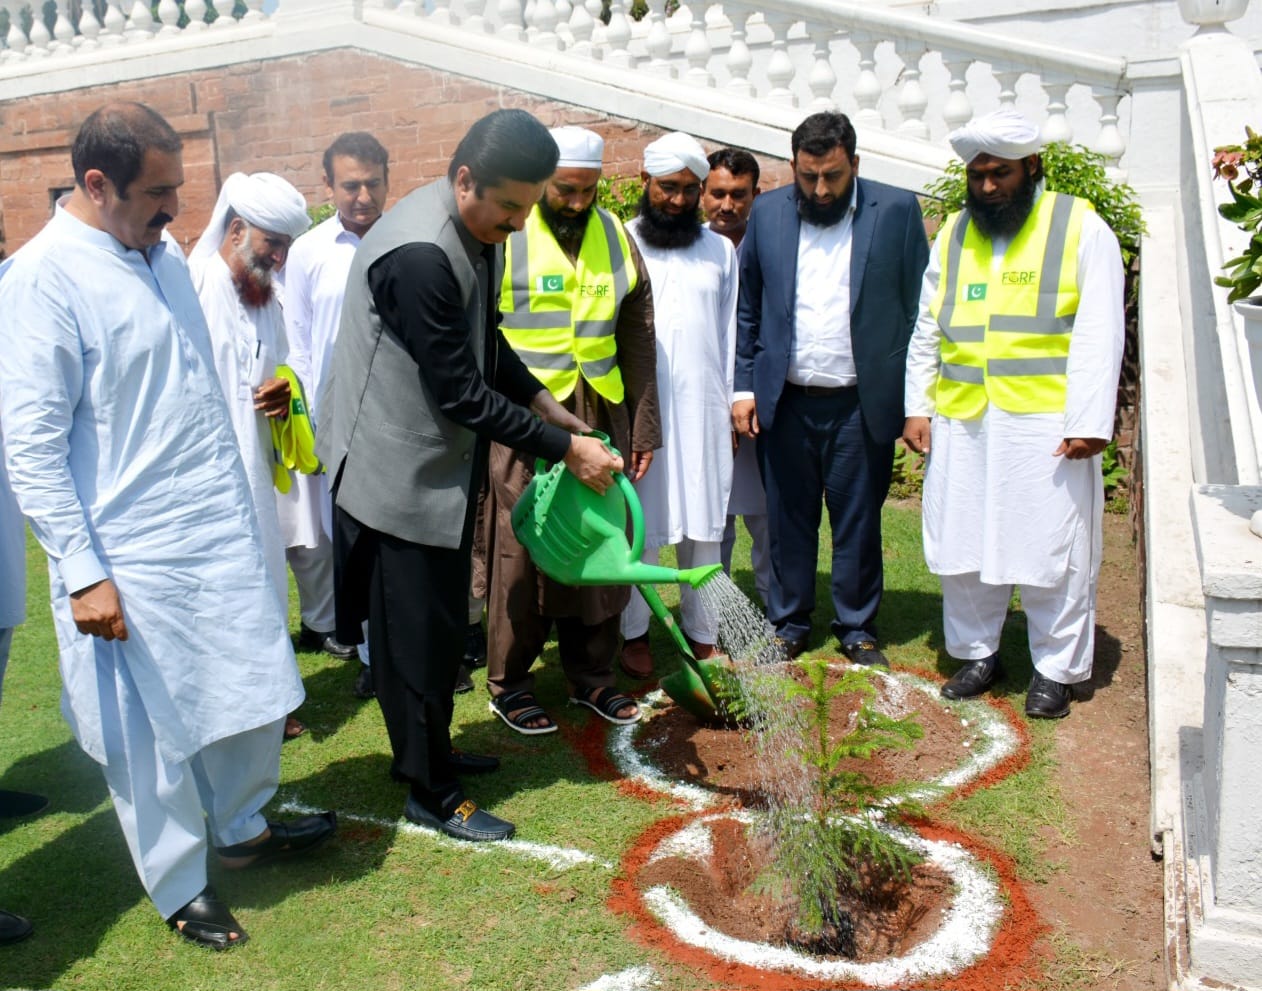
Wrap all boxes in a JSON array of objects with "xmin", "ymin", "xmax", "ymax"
[
  {"xmin": 190, "ymin": 173, "xmax": 311, "ymax": 622},
  {"xmin": 0, "ymin": 104, "xmax": 334, "ymax": 951},
  {"xmin": 621, "ymin": 133, "xmax": 737, "ymax": 662},
  {"xmin": 903, "ymin": 109, "xmax": 1124, "ymax": 719}
]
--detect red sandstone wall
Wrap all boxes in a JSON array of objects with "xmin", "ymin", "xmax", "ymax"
[{"xmin": 0, "ymin": 48, "xmax": 793, "ymax": 257}]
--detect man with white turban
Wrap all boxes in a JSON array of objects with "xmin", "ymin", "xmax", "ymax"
[
  {"xmin": 620, "ymin": 132, "xmax": 737, "ymax": 672},
  {"xmin": 481, "ymin": 125, "xmax": 660, "ymax": 731},
  {"xmin": 903, "ymin": 108, "xmax": 1125, "ymax": 718},
  {"xmin": 0, "ymin": 104, "xmax": 333, "ymax": 951},
  {"xmin": 191, "ymin": 172, "xmax": 311, "ymax": 738}
]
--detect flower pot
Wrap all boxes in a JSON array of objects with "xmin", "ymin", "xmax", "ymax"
[
  {"xmin": 1178, "ymin": 0, "xmax": 1250, "ymax": 26},
  {"xmin": 1231, "ymin": 297, "xmax": 1262, "ymax": 536}
]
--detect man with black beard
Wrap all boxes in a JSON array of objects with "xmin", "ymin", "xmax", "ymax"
[
  {"xmin": 735, "ymin": 112, "xmax": 928, "ymax": 666},
  {"xmin": 190, "ymin": 174, "xmax": 313, "ymax": 739},
  {"xmin": 903, "ymin": 110, "xmax": 1124, "ymax": 719},
  {"xmin": 620, "ymin": 133, "xmax": 738, "ymax": 673},
  {"xmin": 482, "ymin": 126, "xmax": 660, "ymax": 732}
]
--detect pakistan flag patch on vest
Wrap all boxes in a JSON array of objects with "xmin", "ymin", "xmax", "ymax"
[
  {"xmin": 965, "ymin": 282, "xmax": 987, "ymax": 301},
  {"xmin": 536, "ymin": 274, "xmax": 565, "ymax": 292}
]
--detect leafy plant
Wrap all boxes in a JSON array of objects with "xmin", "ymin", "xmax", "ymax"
[
  {"xmin": 1101, "ymin": 439, "xmax": 1127, "ymax": 496},
  {"xmin": 888, "ymin": 440, "xmax": 924, "ymax": 501},
  {"xmin": 596, "ymin": 174, "xmax": 641, "ymax": 222},
  {"xmin": 1213, "ymin": 127, "xmax": 1262, "ymax": 303},
  {"xmin": 754, "ymin": 660, "xmax": 924, "ymax": 945}
]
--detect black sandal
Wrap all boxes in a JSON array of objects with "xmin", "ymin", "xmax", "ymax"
[
  {"xmin": 166, "ymin": 886, "xmax": 248, "ymax": 950},
  {"xmin": 569, "ymin": 686, "xmax": 641, "ymax": 725},
  {"xmin": 488, "ymin": 691, "xmax": 558, "ymax": 736}
]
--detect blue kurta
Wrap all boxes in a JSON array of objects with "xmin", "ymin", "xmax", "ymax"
[{"xmin": 0, "ymin": 207, "xmax": 303, "ymax": 765}]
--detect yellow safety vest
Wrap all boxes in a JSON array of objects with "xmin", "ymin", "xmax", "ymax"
[
  {"xmin": 929, "ymin": 191, "xmax": 1090, "ymax": 419},
  {"xmin": 270, "ymin": 364, "xmax": 321, "ymax": 493},
  {"xmin": 498, "ymin": 205, "xmax": 636, "ymax": 403}
]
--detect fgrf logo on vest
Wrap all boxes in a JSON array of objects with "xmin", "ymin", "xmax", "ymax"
[{"xmin": 1001, "ymin": 270, "xmax": 1038, "ymax": 284}]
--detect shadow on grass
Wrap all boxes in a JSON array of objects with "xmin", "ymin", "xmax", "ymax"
[
  {"xmin": 0, "ymin": 738, "xmax": 106, "ymax": 824},
  {"xmin": 289, "ymin": 651, "xmax": 373, "ymax": 744},
  {"xmin": 0, "ymin": 809, "xmax": 140, "ymax": 989}
]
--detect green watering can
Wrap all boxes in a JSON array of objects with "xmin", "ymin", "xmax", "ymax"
[{"xmin": 511, "ymin": 433, "xmax": 729, "ymax": 722}]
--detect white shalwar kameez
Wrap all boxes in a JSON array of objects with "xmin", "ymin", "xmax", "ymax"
[
  {"xmin": 191, "ymin": 252, "xmax": 292, "ymax": 613},
  {"xmin": 904, "ymin": 198, "xmax": 1124, "ymax": 684},
  {"xmin": 275, "ymin": 215, "xmax": 362, "ymax": 635},
  {"xmin": 622, "ymin": 221, "xmax": 737, "ymax": 643},
  {"xmin": 0, "ymin": 208, "xmax": 303, "ymax": 918}
]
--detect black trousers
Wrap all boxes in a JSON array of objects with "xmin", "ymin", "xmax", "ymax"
[{"xmin": 334, "ymin": 508, "xmax": 468, "ymax": 816}]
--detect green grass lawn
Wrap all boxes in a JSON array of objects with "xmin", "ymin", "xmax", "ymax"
[{"xmin": 0, "ymin": 505, "xmax": 1069, "ymax": 990}]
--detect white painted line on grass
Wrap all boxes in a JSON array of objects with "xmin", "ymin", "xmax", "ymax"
[
  {"xmin": 576, "ymin": 965, "xmax": 659, "ymax": 990},
  {"xmin": 277, "ymin": 798, "xmax": 613, "ymax": 870}
]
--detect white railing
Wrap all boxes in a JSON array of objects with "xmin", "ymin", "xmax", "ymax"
[{"xmin": 0, "ymin": 0, "xmax": 1134, "ymax": 168}]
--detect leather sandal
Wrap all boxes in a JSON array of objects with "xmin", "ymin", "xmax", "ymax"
[
  {"xmin": 216, "ymin": 811, "xmax": 337, "ymax": 869},
  {"xmin": 166, "ymin": 886, "xmax": 248, "ymax": 950},
  {"xmin": 488, "ymin": 691, "xmax": 557, "ymax": 736},
  {"xmin": 569, "ymin": 686, "xmax": 641, "ymax": 725}
]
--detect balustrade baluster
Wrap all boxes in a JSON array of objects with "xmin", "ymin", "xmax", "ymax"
[
  {"xmin": 642, "ymin": 0, "xmax": 674, "ymax": 78},
  {"xmin": 182, "ymin": 0, "xmax": 208, "ymax": 30},
  {"xmin": 428, "ymin": 0, "xmax": 456, "ymax": 26},
  {"xmin": 805, "ymin": 21, "xmax": 837, "ymax": 109},
  {"xmin": 764, "ymin": 13, "xmax": 796, "ymax": 106},
  {"xmin": 209, "ymin": 0, "xmax": 236, "ymax": 28},
  {"xmin": 496, "ymin": 0, "xmax": 523, "ymax": 40},
  {"xmin": 603, "ymin": 0, "xmax": 632, "ymax": 68},
  {"xmin": 99, "ymin": 0, "xmax": 127, "ymax": 43},
  {"xmin": 1042, "ymin": 81, "xmax": 1072, "ymax": 144},
  {"xmin": 565, "ymin": 0, "xmax": 595, "ymax": 55},
  {"xmin": 850, "ymin": 34, "xmax": 882, "ymax": 127},
  {"xmin": 994, "ymin": 68, "xmax": 1020, "ymax": 107},
  {"xmin": 50, "ymin": 0, "xmax": 75, "ymax": 52},
  {"xmin": 76, "ymin": 0, "xmax": 102, "ymax": 48},
  {"xmin": 240, "ymin": 0, "xmax": 264, "ymax": 22},
  {"xmin": 26, "ymin": 4, "xmax": 53, "ymax": 56},
  {"xmin": 2, "ymin": 1, "xmax": 30, "ymax": 60},
  {"xmin": 724, "ymin": 5, "xmax": 753, "ymax": 98},
  {"xmin": 125, "ymin": 0, "xmax": 155, "ymax": 38},
  {"xmin": 462, "ymin": 0, "xmax": 491, "ymax": 34},
  {"xmin": 1093, "ymin": 89, "xmax": 1126, "ymax": 166},
  {"xmin": 942, "ymin": 55, "xmax": 973, "ymax": 131},
  {"xmin": 683, "ymin": 4, "xmax": 712, "ymax": 87},
  {"xmin": 529, "ymin": 0, "xmax": 560, "ymax": 48},
  {"xmin": 895, "ymin": 41, "xmax": 929, "ymax": 138},
  {"xmin": 156, "ymin": 0, "xmax": 181, "ymax": 35}
]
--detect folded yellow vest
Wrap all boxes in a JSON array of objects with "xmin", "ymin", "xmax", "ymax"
[{"xmin": 270, "ymin": 364, "xmax": 321, "ymax": 493}]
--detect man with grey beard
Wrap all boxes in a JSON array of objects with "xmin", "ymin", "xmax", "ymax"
[{"xmin": 190, "ymin": 174, "xmax": 312, "ymax": 738}]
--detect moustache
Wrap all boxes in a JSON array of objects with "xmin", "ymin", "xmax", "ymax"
[{"xmin": 148, "ymin": 212, "xmax": 174, "ymax": 229}]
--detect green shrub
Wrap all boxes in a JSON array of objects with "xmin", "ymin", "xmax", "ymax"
[{"xmin": 596, "ymin": 175, "xmax": 641, "ymax": 222}]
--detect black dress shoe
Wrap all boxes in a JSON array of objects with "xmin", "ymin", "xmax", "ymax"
[
  {"xmin": 842, "ymin": 640, "xmax": 889, "ymax": 668},
  {"xmin": 453, "ymin": 664, "xmax": 475, "ymax": 694},
  {"xmin": 165, "ymin": 886, "xmax": 246, "ymax": 951},
  {"xmin": 1025, "ymin": 671, "xmax": 1072, "ymax": 719},
  {"xmin": 941, "ymin": 654, "xmax": 1002, "ymax": 700},
  {"xmin": 449, "ymin": 749, "xmax": 500, "ymax": 775},
  {"xmin": 463, "ymin": 622, "xmax": 487, "ymax": 669},
  {"xmin": 353, "ymin": 665, "xmax": 375, "ymax": 699},
  {"xmin": 404, "ymin": 795, "xmax": 515, "ymax": 842},
  {"xmin": 755, "ymin": 635, "xmax": 807, "ymax": 665},
  {"xmin": 0, "ymin": 909, "xmax": 33, "ymax": 946},
  {"xmin": 297, "ymin": 624, "xmax": 357, "ymax": 660},
  {"xmin": 0, "ymin": 789, "xmax": 49, "ymax": 819},
  {"xmin": 216, "ymin": 811, "xmax": 337, "ymax": 868}
]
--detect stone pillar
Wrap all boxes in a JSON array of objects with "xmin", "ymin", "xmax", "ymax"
[{"xmin": 1189, "ymin": 485, "xmax": 1262, "ymax": 987}]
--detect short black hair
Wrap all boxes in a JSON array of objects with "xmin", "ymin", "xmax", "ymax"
[
  {"xmin": 447, "ymin": 109, "xmax": 559, "ymax": 191},
  {"xmin": 707, "ymin": 148, "xmax": 760, "ymax": 187},
  {"xmin": 790, "ymin": 112, "xmax": 857, "ymax": 161},
  {"xmin": 72, "ymin": 103, "xmax": 182, "ymax": 197},
  {"xmin": 323, "ymin": 132, "xmax": 390, "ymax": 184}
]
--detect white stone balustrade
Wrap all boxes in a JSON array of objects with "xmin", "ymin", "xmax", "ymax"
[{"xmin": 0, "ymin": 0, "xmax": 1136, "ymax": 168}]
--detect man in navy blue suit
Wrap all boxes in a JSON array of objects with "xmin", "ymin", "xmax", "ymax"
[{"xmin": 733, "ymin": 112, "xmax": 929, "ymax": 665}]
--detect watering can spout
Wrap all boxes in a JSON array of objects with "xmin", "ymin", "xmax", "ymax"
[{"xmin": 677, "ymin": 563, "xmax": 723, "ymax": 590}]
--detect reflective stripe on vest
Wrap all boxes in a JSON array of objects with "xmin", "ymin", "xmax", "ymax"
[
  {"xmin": 929, "ymin": 191, "xmax": 1089, "ymax": 419},
  {"xmin": 498, "ymin": 205, "xmax": 636, "ymax": 402}
]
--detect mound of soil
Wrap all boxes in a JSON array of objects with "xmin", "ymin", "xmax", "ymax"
[
  {"xmin": 639, "ymin": 815, "xmax": 955, "ymax": 962},
  {"xmin": 638, "ymin": 666, "xmax": 977, "ymax": 806}
]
